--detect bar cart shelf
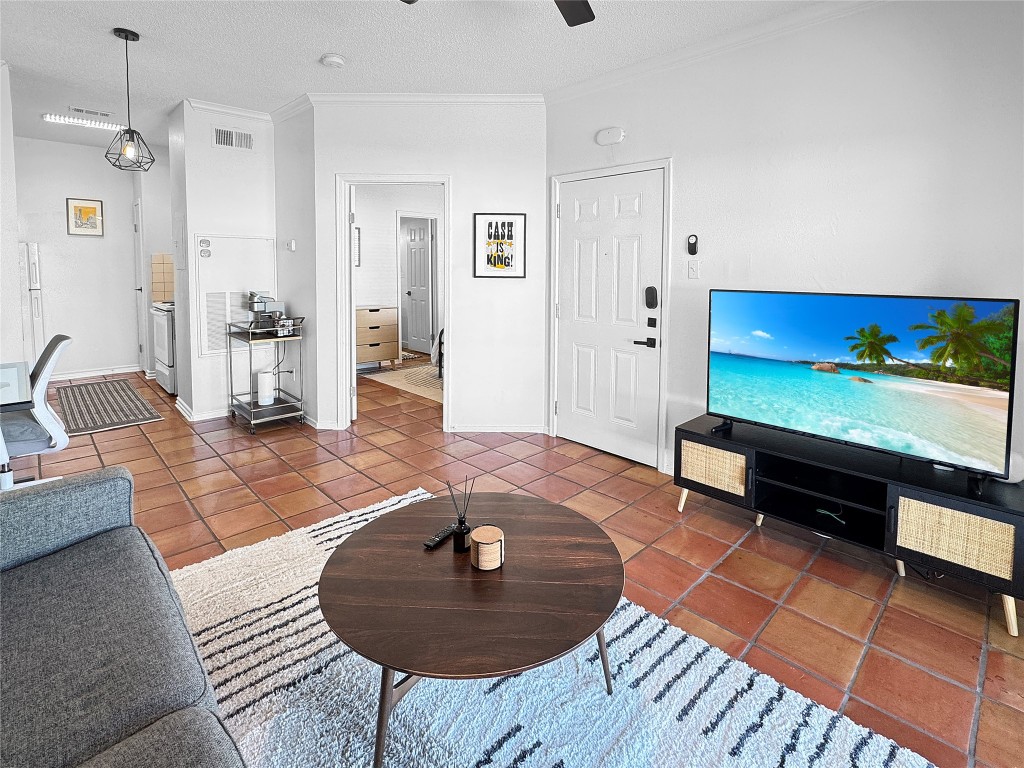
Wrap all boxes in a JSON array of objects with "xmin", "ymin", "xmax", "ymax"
[{"xmin": 227, "ymin": 322, "xmax": 304, "ymax": 434}]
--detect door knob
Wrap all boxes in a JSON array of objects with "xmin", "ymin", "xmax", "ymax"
[
  {"xmin": 633, "ymin": 338, "xmax": 657, "ymax": 348},
  {"xmin": 135, "ymin": 287, "xmax": 143, "ymax": 293},
  {"xmin": 406, "ymin": 291, "xmax": 412, "ymax": 296}
]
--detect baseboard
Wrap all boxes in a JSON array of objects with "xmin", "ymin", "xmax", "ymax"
[
  {"xmin": 57, "ymin": 364, "xmax": 143, "ymax": 381},
  {"xmin": 448, "ymin": 424, "xmax": 548, "ymax": 433},
  {"xmin": 145, "ymin": 370, "xmax": 156, "ymax": 379},
  {"xmin": 174, "ymin": 399, "xmax": 196, "ymax": 422},
  {"xmin": 304, "ymin": 416, "xmax": 340, "ymax": 431}
]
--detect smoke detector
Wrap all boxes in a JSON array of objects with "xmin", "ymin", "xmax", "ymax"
[{"xmin": 319, "ymin": 53, "xmax": 346, "ymax": 69}]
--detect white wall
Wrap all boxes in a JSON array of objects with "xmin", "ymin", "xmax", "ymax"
[
  {"xmin": 308, "ymin": 97, "xmax": 547, "ymax": 431},
  {"xmin": 352, "ymin": 183, "xmax": 445, "ymax": 333},
  {"xmin": 0, "ymin": 62, "xmax": 23, "ymax": 363},
  {"xmin": 546, "ymin": 1, "xmax": 1024, "ymax": 472},
  {"xmin": 13, "ymin": 136, "xmax": 140, "ymax": 376}
]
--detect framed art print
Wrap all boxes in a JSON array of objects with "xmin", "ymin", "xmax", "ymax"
[
  {"xmin": 473, "ymin": 213, "xmax": 525, "ymax": 278},
  {"xmin": 67, "ymin": 198, "xmax": 104, "ymax": 236}
]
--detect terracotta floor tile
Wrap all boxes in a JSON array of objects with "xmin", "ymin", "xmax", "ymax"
[
  {"xmin": 624, "ymin": 547, "xmax": 702, "ymax": 601},
  {"xmin": 623, "ymin": 579, "xmax": 672, "ymax": 616},
  {"xmin": 602, "ymin": 529, "xmax": 646, "ymax": 563},
  {"xmin": 40, "ymin": 455, "xmax": 102, "ymax": 477},
  {"xmin": 149, "ymin": 520, "xmax": 216, "ymax": 558},
  {"xmin": 135, "ymin": 484, "xmax": 187, "ymax": 512},
  {"xmin": 468, "ymin": 474, "xmax": 516, "ymax": 493},
  {"xmin": 739, "ymin": 526, "xmax": 820, "ymax": 570},
  {"xmin": 592, "ymin": 475, "xmax": 656, "ymax": 504},
  {"xmin": 784, "ymin": 575, "xmax": 880, "ymax": 641},
  {"xmin": 338, "ymin": 486, "xmax": 394, "ymax": 512},
  {"xmin": 343, "ymin": 448, "xmax": 396, "ymax": 471},
  {"xmin": 414, "ymin": 431, "xmax": 460, "ymax": 449},
  {"xmin": 364, "ymin": 429, "xmax": 409, "ymax": 448},
  {"xmin": 114, "ymin": 457, "xmax": 166, "ymax": 476},
  {"xmin": 40, "ymin": 445, "xmax": 97, "ymax": 464},
  {"xmin": 852, "ymin": 649, "xmax": 976, "ymax": 748},
  {"xmin": 151, "ymin": 435, "xmax": 207, "ymax": 454},
  {"xmin": 205, "ymin": 502, "xmax": 279, "ymax": 539},
  {"xmin": 395, "ymin": 422, "xmax": 439, "ymax": 438},
  {"xmin": 631, "ymin": 489, "xmax": 685, "ymax": 522},
  {"xmin": 522, "ymin": 450, "xmax": 579, "ymax": 473},
  {"xmin": 492, "ymin": 461, "xmax": 549, "ymax": 487},
  {"xmin": 522, "ymin": 475, "xmax": 585, "ymax": 503},
  {"xmin": 98, "ymin": 445, "xmax": 156, "ymax": 465},
  {"xmin": 94, "ymin": 434, "xmax": 151, "ymax": 454},
  {"xmin": 206, "ymin": 436, "xmax": 264, "ymax": 454},
  {"xmin": 266, "ymin": 487, "xmax": 333, "ymax": 518},
  {"xmin": 471, "ymin": 433, "xmax": 518, "ymax": 449},
  {"xmin": 602, "ymin": 506, "xmax": 676, "ymax": 545},
  {"xmin": 743, "ymin": 647, "xmax": 845, "ymax": 710},
  {"xmin": 190, "ymin": 486, "xmax": 260, "ymax": 517},
  {"xmin": 683, "ymin": 506, "xmax": 752, "ymax": 545},
  {"xmin": 872, "ymin": 606, "xmax": 982, "ymax": 687},
  {"xmin": 496, "ymin": 440, "xmax": 546, "ymax": 460},
  {"xmin": 362, "ymin": 460, "xmax": 420, "ymax": 485},
  {"xmin": 191, "ymin": 417, "xmax": 235, "ymax": 434},
  {"xmin": 713, "ymin": 548, "xmax": 800, "ymax": 601},
  {"xmin": 222, "ymin": 446, "xmax": 278, "ymax": 467},
  {"xmin": 554, "ymin": 461, "xmax": 614, "ymax": 488},
  {"xmin": 463, "ymin": 450, "xmax": 518, "ymax": 472},
  {"xmin": 562, "ymin": 490, "xmax": 627, "ymax": 522},
  {"xmin": 221, "ymin": 521, "xmax": 290, "ymax": 550},
  {"xmin": 654, "ymin": 526, "xmax": 731, "ymax": 569},
  {"xmin": 382, "ymin": 438, "xmax": 432, "ymax": 459},
  {"xmin": 171, "ymin": 457, "xmax": 229, "ymax": 481},
  {"xmin": 132, "ymin": 468, "xmax": 176, "ymax": 491},
  {"xmin": 888, "ymin": 579, "xmax": 987, "ymax": 641},
  {"xmin": 318, "ymin": 472, "xmax": 380, "ymax": 502},
  {"xmin": 285, "ymin": 504, "xmax": 343, "ymax": 530},
  {"xmin": 806, "ymin": 549, "xmax": 895, "ymax": 602},
  {"xmin": 426, "ymin": 461, "xmax": 488, "ymax": 484},
  {"xmin": 550, "ymin": 441, "xmax": 600, "ymax": 460},
  {"xmin": 180, "ymin": 470, "xmax": 242, "ymax": 499},
  {"xmin": 135, "ymin": 501, "xmax": 200, "ymax": 535},
  {"xmin": 268, "ymin": 436, "xmax": 319, "ymax": 456},
  {"xmin": 584, "ymin": 454, "xmax": 634, "ymax": 473},
  {"xmin": 299, "ymin": 460, "xmax": 356, "ymax": 485},
  {"xmin": 619, "ymin": 465, "xmax": 672, "ymax": 487},
  {"xmin": 975, "ymin": 698, "xmax": 1024, "ymax": 768},
  {"xmin": 92, "ymin": 425, "xmax": 143, "ymax": 443},
  {"xmin": 385, "ymin": 475, "xmax": 448, "ymax": 496},
  {"xmin": 232, "ymin": 458, "xmax": 293, "ymax": 484},
  {"xmin": 682, "ymin": 576, "xmax": 776, "ymax": 641},
  {"xmin": 164, "ymin": 542, "xmax": 226, "ymax": 571},
  {"xmin": 158, "ymin": 445, "xmax": 218, "ymax": 467},
  {"xmin": 988, "ymin": 600, "xmax": 1024, "ymax": 660},
  {"xmin": 666, "ymin": 607, "xmax": 747, "ymax": 657},
  {"xmin": 249, "ymin": 472, "xmax": 310, "ymax": 499},
  {"xmin": 758, "ymin": 608, "xmax": 864, "ymax": 688},
  {"xmin": 843, "ymin": 699, "xmax": 968, "ymax": 768},
  {"xmin": 984, "ymin": 650, "xmax": 1024, "ymax": 713}
]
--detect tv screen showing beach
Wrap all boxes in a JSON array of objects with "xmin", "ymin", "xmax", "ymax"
[{"xmin": 707, "ymin": 291, "xmax": 1019, "ymax": 476}]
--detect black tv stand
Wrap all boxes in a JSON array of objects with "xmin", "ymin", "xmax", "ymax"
[{"xmin": 674, "ymin": 415, "xmax": 1023, "ymax": 637}]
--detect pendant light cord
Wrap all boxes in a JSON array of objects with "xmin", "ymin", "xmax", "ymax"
[{"xmin": 124, "ymin": 35, "xmax": 132, "ymax": 131}]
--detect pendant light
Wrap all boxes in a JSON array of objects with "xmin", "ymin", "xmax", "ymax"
[{"xmin": 105, "ymin": 28, "xmax": 155, "ymax": 171}]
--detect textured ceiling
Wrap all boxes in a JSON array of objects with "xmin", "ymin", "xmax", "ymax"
[{"xmin": 2, "ymin": 0, "xmax": 808, "ymax": 147}]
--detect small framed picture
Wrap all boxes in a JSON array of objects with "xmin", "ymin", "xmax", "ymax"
[
  {"xmin": 66, "ymin": 198, "xmax": 104, "ymax": 237},
  {"xmin": 473, "ymin": 213, "xmax": 526, "ymax": 278}
]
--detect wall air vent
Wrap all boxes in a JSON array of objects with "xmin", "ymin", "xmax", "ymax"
[
  {"xmin": 69, "ymin": 105, "xmax": 114, "ymax": 119},
  {"xmin": 212, "ymin": 126, "xmax": 255, "ymax": 151}
]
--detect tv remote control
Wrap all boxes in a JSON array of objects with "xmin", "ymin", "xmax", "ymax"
[{"xmin": 423, "ymin": 523, "xmax": 458, "ymax": 549}]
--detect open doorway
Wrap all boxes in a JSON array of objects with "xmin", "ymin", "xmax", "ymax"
[{"xmin": 345, "ymin": 181, "xmax": 446, "ymax": 420}]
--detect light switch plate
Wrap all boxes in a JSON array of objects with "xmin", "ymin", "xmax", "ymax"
[{"xmin": 687, "ymin": 260, "xmax": 700, "ymax": 279}]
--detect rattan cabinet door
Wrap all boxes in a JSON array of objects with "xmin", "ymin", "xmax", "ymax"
[
  {"xmin": 886, "ymin": 486, "xmax": 1023, "ymax": 594},
  {"xmin": 676, "ymin": 434, "xmax": 752, "ymax": 505}
]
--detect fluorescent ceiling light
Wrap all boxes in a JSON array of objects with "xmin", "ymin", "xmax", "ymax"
[{"xmin": 43, "ymin": 113, "xmax": 127, "ymax": 131}]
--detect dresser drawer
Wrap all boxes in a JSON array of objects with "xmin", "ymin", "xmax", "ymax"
[
  {"xmin": 356, "ymin": 324, "xmax": 398, "ymax": 345},
  {"xmin": 356, "ymin": 308, "xmax": 398, "ymax": 327},
  {"xmin": 357, "ymin": 342, "xmax": 399, "ymax": 363}
]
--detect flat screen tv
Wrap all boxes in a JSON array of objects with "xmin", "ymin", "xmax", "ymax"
[{"xmin": 707, "ymin": 290, "xmax": 1020, "ymax": 478}]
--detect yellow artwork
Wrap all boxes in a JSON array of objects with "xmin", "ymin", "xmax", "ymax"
[
  {"xmin": 75, "ymin": 206, "xmax": 98, "ymax": 229},
  {"xmin": 67, "ymin": 197, "xmax": 104, "ymax": 236}
]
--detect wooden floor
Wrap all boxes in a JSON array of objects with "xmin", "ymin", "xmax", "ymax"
[{"xmin": 11, "ymin": 370, "xmax": 1023, "ymax": 768}]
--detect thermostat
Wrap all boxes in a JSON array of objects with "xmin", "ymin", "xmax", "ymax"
[{"xmin": 595, "ymin": 127, "xmax": 626, "ymax": 146}]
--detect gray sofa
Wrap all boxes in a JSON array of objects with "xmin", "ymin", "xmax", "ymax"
[{"xmin": 0, "ymin": 468, "xmax": 246, "ymax": 768}]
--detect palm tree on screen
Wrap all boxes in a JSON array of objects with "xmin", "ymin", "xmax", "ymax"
[
  {"xmin": 909, "ymin": 303, "xmax": 1008, "ymax": 371},
  {"xmin": 844, "ymin": 324, "xmax": 926, "ymax": 369}
]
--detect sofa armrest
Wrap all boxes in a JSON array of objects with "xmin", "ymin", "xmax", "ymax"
[{"xmin": 0, "ymin": 467, "xmax": 134, "ymax": 571}]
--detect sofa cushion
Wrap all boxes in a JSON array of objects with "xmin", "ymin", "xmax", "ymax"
[
  {"xmin": 1, "ymin": 526, "xmax": 215, "ymax": 768},
  {"xmin": 77, "ymin": 708, "xmax": 245, "ymax": 768}
]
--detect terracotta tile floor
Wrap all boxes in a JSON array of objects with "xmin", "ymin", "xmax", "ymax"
[{"xmin": 16, "ymin": 370, "xmax": 1024, "ymax": 768}]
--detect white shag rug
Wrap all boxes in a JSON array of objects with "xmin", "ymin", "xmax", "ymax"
[{"xmin": 171, "ymin": 490, "xmax": 932, "ymax": 768}]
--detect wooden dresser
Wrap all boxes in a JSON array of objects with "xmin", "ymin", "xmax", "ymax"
[{"xmin": 356, "ymin": 306, "xmax": 399, "ymax": 367}]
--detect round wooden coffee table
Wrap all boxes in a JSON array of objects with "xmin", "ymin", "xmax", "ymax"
[{"xmin": 319, "ymin": 493, "xmax": 624, "ymax": 768}]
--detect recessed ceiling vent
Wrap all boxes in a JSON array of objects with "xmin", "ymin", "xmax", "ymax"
[
  {"xmin": 212, "ymin": 127, "xmax": 254, "ymax": 151},
  {"xmin": 69, "ymin": 105, "xmax": 114, "ymax": 119}
]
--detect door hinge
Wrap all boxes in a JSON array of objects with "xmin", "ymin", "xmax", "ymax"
[
  {"xmin": 348, "ymin": 212, "xmax": 355, "ymax": 224},
  {"xmin": 554, "ymin": 401, "xmax": 558, "ymax": 415},
  {"xmin": 556, "ymin": 203, "xmax": 560, "ymax": 219},
  {"xmin": 139, "ymin": 344, "xmax": 143, "ymax": 353},
  {"xmin": 554, "ymin": 303, "xmax": 559, "ymax": 319},
  {"xmin": 350, "ymin": 386, "xmax": 356, "ymax": 397},
  {"xmin": 134, "ymin": 224, "xmax": 138, "ymax": 232}
]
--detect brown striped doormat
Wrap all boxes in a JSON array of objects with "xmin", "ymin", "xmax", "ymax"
[{"xmin": 56, "ymin": 379, "xmax": 163, "ymax": 435}]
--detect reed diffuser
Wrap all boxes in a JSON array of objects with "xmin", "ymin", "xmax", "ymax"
[{"xmin": 446, "ymin": 477, "xmax": 474, "ymax": 553}]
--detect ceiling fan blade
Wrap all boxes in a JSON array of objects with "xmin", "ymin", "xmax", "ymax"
[{"xmin": 554, "ymin": 0, "xmax": 595, "ymax": 27}]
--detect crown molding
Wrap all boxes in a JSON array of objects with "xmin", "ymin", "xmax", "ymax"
[
  {"xmin": 186, "ymin": 99, "xmax": 272, "ymax": 123},
  {"xmin": 304, "ymin": 93, "xmax": 544, "ymax": 107},
  {"xmin": 271, "ymin": 94, "xmax": 314, "ymax": 122},
  {"xmin": 546, "ymin": 1, "xmax": 880, "ymax": 105}
]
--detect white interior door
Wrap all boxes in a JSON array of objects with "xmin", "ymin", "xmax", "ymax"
[
  {"xmin": 555, "ymin": 169, "xmax": 665, "ymax": 465},
  {"xmin": 402, "ymin": 217, "xmax": 433, "ymax": 354},
  {"xmin": 133, "ymin": 200, "xmax": 149, "ymax": 372}
]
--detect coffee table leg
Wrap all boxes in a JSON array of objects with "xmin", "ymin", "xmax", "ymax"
[
  {"xmin": 374, "ymin": 666, "xmax": 395, "ymax": 768},
  {"xmin": 596, "ymin": 628, "xmax": 613, "ymax": 695}
]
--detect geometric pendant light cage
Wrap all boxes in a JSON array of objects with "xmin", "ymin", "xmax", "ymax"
[{"xmin": 105, "ymin": 28, "xmax": 155, "ymax": 171}]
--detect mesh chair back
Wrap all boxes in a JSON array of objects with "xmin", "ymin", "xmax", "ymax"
[{"xmin": 29, "ymin": 335, "xmax": 71, "ymax": 409}]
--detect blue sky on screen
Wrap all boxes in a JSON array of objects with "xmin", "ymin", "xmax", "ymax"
[{"xmin": 708, "ymin": 291, "xmax": 1015, "ymax": 363}]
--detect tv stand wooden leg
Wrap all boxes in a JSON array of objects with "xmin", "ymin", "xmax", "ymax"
[
  {"xmin": 1003, "ymin": 594, "xmax": 1019, "ymax": 637},
  {"xmin": 677, "ymin": 488, "xmax": 688, "ymax": 512},
  {"xmin": 754, "ymin": 514, "xmax": 764, "ymax": 527},
  {"xmin": 895, "ymin": 560, "xmax": 906, "ymax": 577}
]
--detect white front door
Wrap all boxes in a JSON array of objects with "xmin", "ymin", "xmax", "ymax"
[
  {"xmin": 555, "ymin": 169, "xmax": 665, "ymax": 466},
  {"xmin": 133, "ymin": 199, "xmax": 148, "ymax": 372},
  {"xmin": 402, "ymin": 217, "xmax": 433, "ymax": 354}
]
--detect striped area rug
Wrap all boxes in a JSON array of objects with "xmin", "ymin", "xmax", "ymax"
[
  {"xmin": 171, "ymin": 490, "xmax": 932, "ymax": 768},
  {"xmin": 56, "ymin": 379, "xmax": 162, "ymax": 435}
]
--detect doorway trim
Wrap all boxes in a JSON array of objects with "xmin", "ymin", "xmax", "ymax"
[
  {"xmin": 396, "ymin": 211, "xmax": 438, "ymax": 354},
  {"xmin": 548, "ymin": 158, "xmax": 674, "ymax": 473},
  {"xmin": 336, "ymin": 174, "xmax": 451, "ymax": 431}
]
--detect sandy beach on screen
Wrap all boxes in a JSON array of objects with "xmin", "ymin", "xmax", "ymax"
[{"xmin": 870, "ymin": 373, "xmax": 1009, "ymax": 418}]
